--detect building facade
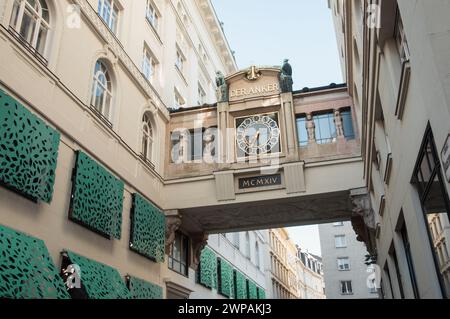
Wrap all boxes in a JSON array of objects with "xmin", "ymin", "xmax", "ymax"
[
  {"xmin": 0, "ymin": 0, "xmax": 250, "ymax": 299},
  {"xmin": 297, "ymin": 248, "xmax": 326, "ymax": 299},
  {"xmin": 329, "ymin": 0, "xmax": 450, "ymax": 299},
  {"xmin": 0, "ymin": 0, "xmax": 405, "ymax": 301},
  {"xmin": 319, "ymin": 221, "xmax": 378, "ymax": 299},
  {"xmin": 266, "ymin": 229, "xmax": 325, "ymax": 299}
]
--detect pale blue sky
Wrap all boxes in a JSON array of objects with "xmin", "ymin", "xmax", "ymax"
[
  {"xmin": 212, "ymin": 0, "xmax": 343, "ymax": 255},
  {"xmin": 212, "ymin": 0, "xmax": 343, "ymax": 89}
]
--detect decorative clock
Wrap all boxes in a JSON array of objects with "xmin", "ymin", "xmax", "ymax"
[{"xmin": 236, "ymin": 113, "xmax": 281, "ymax": 157}]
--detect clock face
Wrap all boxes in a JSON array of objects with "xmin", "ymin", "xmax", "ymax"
[{"xmin": 236, "ymin": 113, "xmax": 281, "ymax": 157}]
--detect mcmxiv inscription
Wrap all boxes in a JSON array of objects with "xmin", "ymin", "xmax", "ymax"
[{"xmin": 239, "ymin": 174, "xmax": 282, "ymax": 190}]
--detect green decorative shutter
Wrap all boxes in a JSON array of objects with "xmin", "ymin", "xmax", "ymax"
[
  {"xmin": 0, "ymin": 88, "xmax": 60, "ymax": 203},
  {"xmin": 234, "ymin": 270, "xmax": 247, "ymax": 299},
  {"xmin": 199, "ymin": 247, "xmax": 217, "ymax": 289},
  {"xmin": 0, "ymin": 224, "xmax": 70, "ymax": 299},
  {"xmin": 247, "ymin": 280, "xmax": 258, "ymax": 299},
  {"xmin": 130, "ymin": 194, "xmax": 165, "ymax": 262},
  {"xmin": 257, "ymin": 287, "xmax": 266, "ymax": 299},
  {"xmin": 127, "ymin": 276, "xmax": 163, "ymax": 299},
  {"xmin": 63, "ymin": 251, "xmax": 131, "ymax": 299},
  {"xmin": 69, "ymin": 151, "xmax": 124, "ymax": 239},
  {"xmin": 218, "ymin": 258, "xmax": 234, "ymax": 298}
]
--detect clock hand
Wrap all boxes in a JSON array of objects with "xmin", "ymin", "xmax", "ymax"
[{"xmin": 250, "ymin": 131, "xmax": 260, "ymax": 148}]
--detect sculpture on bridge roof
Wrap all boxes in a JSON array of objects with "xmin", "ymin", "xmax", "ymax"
[
  {"xmin": 279, "ymin": 59, "xmax": 294, "ymax": 93},
  {"xmin": 215, "ymin": 71, "xmax": 228, "ymax": 103}
]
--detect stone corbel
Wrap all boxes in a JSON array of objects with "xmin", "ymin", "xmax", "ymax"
[
  {"xmin": 165, "ymin": 210, "xmax": 182, "ymax": 254},
  {"xmin": 350, "ymin": 188, "xmax": 377, "ymax": 255},
  {"xmin": 191, "ymin": 232, "xmax": 209, "ymax": 271}
]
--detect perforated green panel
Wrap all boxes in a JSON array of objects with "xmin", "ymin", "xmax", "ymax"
[
  {"xmin": 69, "ymin": 151, "xmax": 124, "ymax": 239},
  {"xmin": 65, "ymin": 251, "xmax": 131, "ymax": 299},
  {"xmin": 0, "ymin": 225, "xmax": 70, "ymax": 299},
  {"xmin": 257, "ymin": 287, "xmax": 266, "ymax": 299},
  {"xmin": 127, "ymin": 276, "xmax": 163, "ymax": 299},
  {"xmin": 199, "ymin": 247, "xmax": 217, "ymax": 289},
  {"xmin": 234, "ymin": 270, "xmax": 247, "ymax": 300},
  {"xmin": 0, "ymin": 88, "xmax": 60, "ymax": 203},
  {"xmin": 218, "ymin": 258, "xmax": 234, "ymax": 298},
  {"xmin": 130, "ymin": 194, "xmax": 165, "ymax": 262},
  {"xmin": 247, "ymin": 280, "xmax": 258, "ymax": 299}
]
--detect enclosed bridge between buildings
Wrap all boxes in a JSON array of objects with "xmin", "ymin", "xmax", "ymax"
[{"xmin": 163, "ymin": 66, "xmax": 371, "ymax": 252}]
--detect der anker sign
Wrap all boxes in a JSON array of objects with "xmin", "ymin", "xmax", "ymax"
[
  {"xmin": 230, "ymin": 83, "xmax": 280, "ymax": 99},
  {"xmin": 238, "ymin": 174, "xmax": 282, "ymax": 190}
]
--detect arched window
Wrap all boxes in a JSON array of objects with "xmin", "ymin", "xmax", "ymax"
[
  {"xmin": 255, "ymin": 241, "xmax": 261, "ymax": 269},
  {"xmin": 91, "ymin": 60, "xmax": 113, "ymax": 123},
  {"xmin": 245, "ymin": 232, "xmax": 251, "ymax": 259},
  {"xmin": 141, "ymin": 112, "xmax": 154, "ymax": 163},
  {"xmin": 10, "ymin": 0, "xmax": 50, "ymax": 57}
]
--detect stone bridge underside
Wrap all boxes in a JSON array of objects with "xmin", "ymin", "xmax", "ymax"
[
  {"xmin": 164, "ymin": 159, "xmax": 368, "ymax": 235},
  {"xmin": 180, "ymin": 190, "xmax": 353, "ymax": 233}
]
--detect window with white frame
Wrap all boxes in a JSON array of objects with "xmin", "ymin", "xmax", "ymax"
[
  {"xmin": 9, "ymin": 0, "xmax": 50, "ymax": 57},
  {"xmin": 340, "ymin": 281, "xmax": 353, "ymax": 295},
  {"xmin": 394, "ymin": 6, "xmax": 410, "ymax": 63},
  {"xmin": 142, "ymin": 45, "xmax": 157, "ymax": 82},
  {"xmin": 98, "ymin": 0, "xmax": 119, "ymax": 34},
  {"xmin": 335, "ymin": 235, "xmax": 347, "ymax": 248},
  {"xmin": 141, "ymin": 112, "xmax": 154, "ymax": 163},
  {"xmin": 197, "ymin": 83, "xmax": 206, "ymax": 106},
  {"xmin": 145, "ymin": 0, "xmax": 159, "ymax": 30},
  {"xmin": 175, "ymin": 47, "xmax": 185, "ymax": 73},
  {"xmin": 91, "ymin": 60, "xmax": 113, "ymax": 124},
  {"xmin": 337, "ymin": 257, "xmax": 350, "ymax": 271},
  {"xmin": 174, "ymin": 89, "xmax": 185, "ymax": 109}
]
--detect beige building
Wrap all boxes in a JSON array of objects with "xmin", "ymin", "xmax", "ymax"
[
  {"xmin": 329, "ymin": 0, "xmax": 450, "ymax": 299},
  {"xmin": 266, "ymin": 229, "xmax": 325, "ymax": 299},
  {"xmin": 5, "ymin": 0, "xmax": 449, "ymax": 301}
]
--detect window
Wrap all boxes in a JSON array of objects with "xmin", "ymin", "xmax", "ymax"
[
  {"xmin": 340, "ymin": 281, "xmax": 353, "ymax": 295},
  {"xmin": 91, "ymin": 60, "xmax": 113, "ymax": 125},
  {"xmin": 341, "ymin": 109, "xmax": 355, "ymax": 140},
  {"xmin": 412, "ymin": 125, "xmax": 450, "ymax": 298},
  {"xmin": 168, "ymin": 231, "xmax": 189, "ymax": 277},
  {"xmin": 333, "ymin": 222, "xmax": 344, "ymax": 227},
  {"xmin": 175, "ymin": 48, "xmax": 185, "ymax": 73},
  {"xmin": 389, "ymin": 245, "xmax": 405, "ymax": 299},
  {"xmin": 384, "ymin": 263, "xmax": 395, "ymax": 299},
  {"xmin": 245, "ymin": 232, "xmax": 251, "ymax": 259},
  {"xmin": 397, "ymin": 215, "xmax": 420, "ymax": 298},
  {"xmin": 143, "ymin": 45, "xmax": 157, "ymax": 82},
  {"xmin": 394, "ymin": 6, "xmax": 410, "ymax": 63},
  {"xmin": 9, "ymin": 0, "xmax": 50, "ymax": 58},
  {"xmin": 141, "ymin": 112, "xmax": 154, "ymax": 164},
  {"xmin": 335, "ymin": 235, "xmax": 347, "ymax": 248},
  {"xmin": 171, "ymin": 127, "xmax": 217, "ymax": 163},
  {"xmin": 174, "ymin": 89, "xmax": 185, "ymax": 109},
  {"xmin": 145, "ymin": 0, "xmax": 159, "ymax": 30},
  {"xmin": 198, "ymin": 84, "xmax": 206, "ymax": 106},
  {"xmin": 296, "ymin": 116, "xmax": 308, "ymax": 147},
  {"xmin": 314, "ymin": 112, "xmax": 337, "ymax": 145},
  {"xmin": 255, "ymin": 241, "xmax": 261, "ymax": 270},
  {"xmin": 98, "ymin": 0, "xmax": 119, "ymax": 34},
  {"xmin": 337, "ymin": 257, "xmax": 350, "ymax": 271}
]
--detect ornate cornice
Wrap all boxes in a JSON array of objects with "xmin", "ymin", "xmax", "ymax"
[
  {"xmin": 195, "ymin": 0, "xmax": 237, "ymax": 75},
  {"xmin": 72, "ymin": 0, "xmax": 170, "ymax": 121}
]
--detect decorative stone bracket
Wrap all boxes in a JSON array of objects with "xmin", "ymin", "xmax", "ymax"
[
  {"xmin": 191, "ymin": 233, "xmax": 209, "ymax": 271},
  {"xmin": 350, "ymin": 188, "xmax": 377, "ymax": 255},
  {"xmin": 165, "ymin": 210, "xmax": 182, "ymax": 255}
]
